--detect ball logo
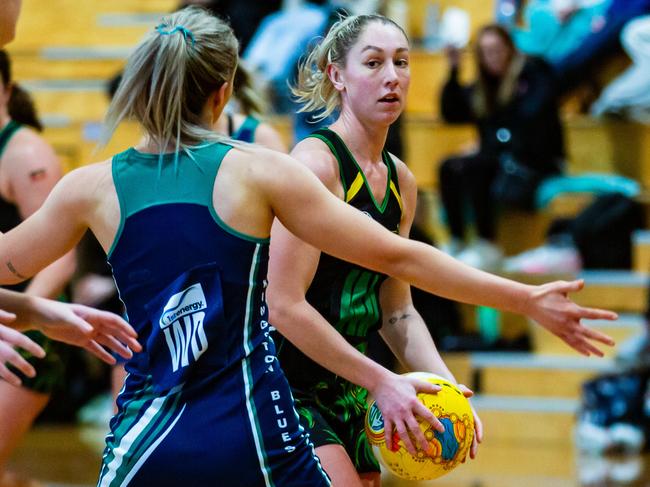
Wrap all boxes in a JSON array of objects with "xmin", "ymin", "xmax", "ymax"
[
  {"xmin": 160, "ymin": 283, "xmax": 208, "ymax": 372},
  {"xmin": 365, "ymin": 402, "xmax": 385, "ymax": 445}
]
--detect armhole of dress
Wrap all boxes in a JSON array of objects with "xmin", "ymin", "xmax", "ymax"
[
  {"xmin": 208, "ymin": 144, "xmax": 269, "ymax": 243},
  {"xmin": 308, "ymin": 130, "xmax": 349, "ymax": 200},
  {"xmin": 107, "ymin": 153, "xmax": 128, "ymax": 259},
  {"xmin": 210, "ymin": 143, "xmax": 231, "ymax": 192}
]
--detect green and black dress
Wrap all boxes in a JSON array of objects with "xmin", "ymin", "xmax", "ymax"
[{"xmin": 276, "ymin": 128, "xmax": 403, "ymax": 473}]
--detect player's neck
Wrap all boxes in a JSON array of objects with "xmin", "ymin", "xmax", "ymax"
[
  {"xmin": 213, "ymin": 112, "xmax": 229, "ymax": 136},
  {"xmin": 330, "ymin": 113, "xmax": 388, "ymax": 165},
  {"xmin": 135, "ymin": 136, "xmax": 179, "ymax": 154}
]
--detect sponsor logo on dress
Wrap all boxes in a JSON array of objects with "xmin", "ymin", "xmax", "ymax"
[{"xmin": 160, "ymin": 283, "xmax": 208, "ymax": 372}]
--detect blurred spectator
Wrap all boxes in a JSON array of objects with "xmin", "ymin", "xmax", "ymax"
[
  {"xmin": 244, "ymin": 0, "xmax": 331, "ymax": 113},
  {"xmin": 214, "ymin": 62, "xmax": 288, "ymax": 151},
  {"xmin": 288, "ymin": 2, "xmax": 342, "ymax": 141},
  {"xmin": 178, "ymin": 0, "xmax": 282, "ymax": 53},
  {"xmin": 514, "ymin": 0, "xmax": 612, "ymax": 64},
  {"xmin": 591, "ymin": 14, "xmax": 650, "ymax": 122},
  {"xmin": 503, "ymin": 191, "xmax": 643, "ymax": 274},
  {"xmin": 551, "ymin": 0, "xmax": 650, "ymax": 93},
  {"xmin": 437, "ymin": 25, "xmax": 564, "ymax": 270}
]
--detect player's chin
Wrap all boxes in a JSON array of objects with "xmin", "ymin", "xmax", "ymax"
[{"xmin": 375, "ymin": 109, "xmax": 402, "ymax": 126}]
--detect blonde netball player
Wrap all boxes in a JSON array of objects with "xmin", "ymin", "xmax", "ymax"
[{"xmin": 267, "ymin": 13, "xmax": 616, "ymax": 486}]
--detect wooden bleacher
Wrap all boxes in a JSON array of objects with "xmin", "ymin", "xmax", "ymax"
[
  {"xmin": 633, "ymin": 229, "xmax": 650, "ymax": 272},
  {"xmin": 9, "ymin": 0, "xmax": 176, "ymax": 50},
  {"xmin": 399, "ymin": 1, "xmax": 650, "ymax": 345},
  {"xmin": 530, "ymin": 313, "xmax": 645, "ymax": 356},
  {"xmin": 11, "ymin": 55, "xmax": 125, "ymax": 80},
  {"xmin": 31, "ymin": 87, "xmax": 110, "ymax": 123}
]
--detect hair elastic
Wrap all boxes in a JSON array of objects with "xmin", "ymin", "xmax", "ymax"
[{"xmin": 156, "ymin": 24, "xmax": 196, "ymax": 47}]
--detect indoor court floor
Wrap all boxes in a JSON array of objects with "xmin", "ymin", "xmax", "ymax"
[{"xmin": 6, "ymin": 424, "xmax": 649, "ymax": 487}]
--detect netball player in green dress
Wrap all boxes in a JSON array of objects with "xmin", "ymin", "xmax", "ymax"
[{"xmin": 268, "ymin": 14, "xmax": 615, "ymax": 486}]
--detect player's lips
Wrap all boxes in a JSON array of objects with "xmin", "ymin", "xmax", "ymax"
[{"xmin": 378, "ymin": 93, "xmax": 400, "ymax": 103}]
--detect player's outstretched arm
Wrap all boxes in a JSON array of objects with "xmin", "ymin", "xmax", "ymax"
[{"xmin": 261, "ymin": 152, "xmax": 617, "ymax": 357}]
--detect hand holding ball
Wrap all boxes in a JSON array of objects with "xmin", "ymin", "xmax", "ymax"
[{"xmin": 365, "ymin": 373, "xmax": 474, "ymax": 480}]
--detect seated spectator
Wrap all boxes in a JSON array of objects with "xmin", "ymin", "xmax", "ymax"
[
  {"xmin": 437, "ymin": 24, "xmax": 564, "ymax": 270},
  {"xmin": 551, "ymin": 0, "xmax": 650, "ymax": 93},
  {"xmin": 514, "ymin": 0, "xmax": 612, "ymax": 64},
  {"xmin": 591, "ymin": 14, "xmax": 650, "ymax": 122}
]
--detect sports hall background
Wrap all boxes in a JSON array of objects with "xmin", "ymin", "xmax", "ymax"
[{"xmin": 5, "ymin": 1, "xmax": 650, "ymax": 486}]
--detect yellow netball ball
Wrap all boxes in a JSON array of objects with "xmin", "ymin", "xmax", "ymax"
[{"xmin": 364, "ymin": 372, "xmax": 474, "ymax": 481}]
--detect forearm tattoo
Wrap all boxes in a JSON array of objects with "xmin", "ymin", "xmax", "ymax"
[
  {"xmin": 388, "ymin": 313, "xmax": 411, "ymax": 326},
  {"xmin": 29, "ymin": 168, "xmax": 48, "ymax": 182},
  {"xmin": 6, "ymin": 261, "xmax": 26, "ymax": 279}
]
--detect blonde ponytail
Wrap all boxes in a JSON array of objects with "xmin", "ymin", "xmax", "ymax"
[{"xmin": 102, "ymin": 6, "xmax": 239, "ymax": 154}]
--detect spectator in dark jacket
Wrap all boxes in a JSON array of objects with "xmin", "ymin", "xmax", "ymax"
[{"xmin": 438, "ymin": 24, "xmax": 564, "ymax": 270}]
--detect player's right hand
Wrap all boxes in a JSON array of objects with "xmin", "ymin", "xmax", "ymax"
[{"xmin": 370, "ymin": 372, "xmax": 444, "ymax": 455}]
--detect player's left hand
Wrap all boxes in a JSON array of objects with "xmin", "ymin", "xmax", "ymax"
[{"xmin": 525, "ymin": 280, "xmax": 617, "ymax": 356}]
